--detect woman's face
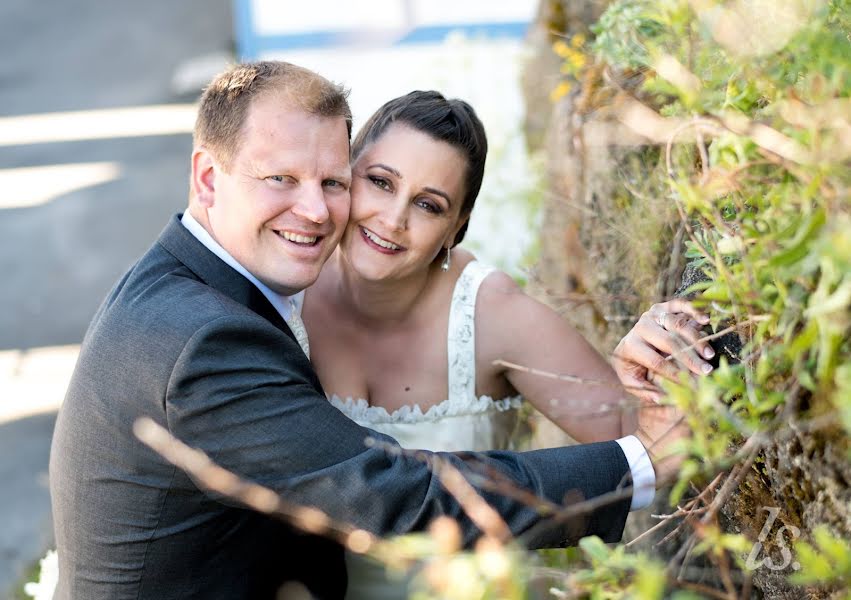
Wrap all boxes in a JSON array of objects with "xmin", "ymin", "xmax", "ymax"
[{"xmin": 339, "ymin": 123, "xmax": 469, "ymax": 282}]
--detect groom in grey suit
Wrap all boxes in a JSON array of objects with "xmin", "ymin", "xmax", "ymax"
[{"xmin": 50, "ymin": 61, "xmax": 675, "ymax": 599}]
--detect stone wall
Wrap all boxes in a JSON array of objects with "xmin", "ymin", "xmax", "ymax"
[{"xmin": 521, "ymin": 1, "xmax": 850, "ymax": 597}]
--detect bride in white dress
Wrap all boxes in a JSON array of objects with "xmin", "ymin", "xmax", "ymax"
[{"xmin": 303, "ymin": 91, "xmax": 715, "ymax": 598}]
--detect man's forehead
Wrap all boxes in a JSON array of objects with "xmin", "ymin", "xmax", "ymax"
[
  {"xmin": 248, "ymin": 90, "xmax": 345, "ymax": 128},
  {"xmin": 240, "ymin": 96, "xmax": 350, "ymax": 167}
]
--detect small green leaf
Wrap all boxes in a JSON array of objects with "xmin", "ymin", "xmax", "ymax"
[
  {"xmin": 814, "ymin": 527, "xmax": 851, "ymax": 571},
  {"xmin": 579, "ymin": 536, "xmax": 611, "ymax": 563},
  {"xmin": 634, "ymin": 563, "xmax": 666, "ymax": 599}
]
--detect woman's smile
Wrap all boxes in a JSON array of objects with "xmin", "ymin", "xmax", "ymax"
[{"xmin": 359, "ymin": 226, "xmax": 406, "ymax": 254}]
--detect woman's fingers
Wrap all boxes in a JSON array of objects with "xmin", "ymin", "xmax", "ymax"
[
  {"xmin": 670, "ymin": 313, "xmax": 716, "ymax": 362},
  {"xmin": 646, "ymin": 302, "xmax": 715, "ymax": 367},
  {"xmin": 613, "ymin": 335, "xmax": 682, "ymax": 383},
  {"xmin": 656, "ymin": 299, "xmax": 710, "ymax": 325},
  {"xmin": 637, "ymin": 314, "xmax": 713, "ymax": 376},
  {"xmin": 613, "ymin": 299, "xmax": 715, "ymax": 402}
]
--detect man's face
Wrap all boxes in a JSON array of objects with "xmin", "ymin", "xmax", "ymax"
[{"xmin": 195, "ymin": 93, "xmax": 351, "ymax": 296}]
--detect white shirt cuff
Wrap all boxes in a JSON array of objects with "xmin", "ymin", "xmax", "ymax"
[{"xmin": 615, "ymin": 435, "xmax": 656, "ymax": 511}]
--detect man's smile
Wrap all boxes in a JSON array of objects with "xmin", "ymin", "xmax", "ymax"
[
  {"xmin": 278, "ymin": 230, "xmax": 320, "ymax": 245},
  {"xmin": 275, "ymin": 228, "xmax": 323, "ymax": 247}
]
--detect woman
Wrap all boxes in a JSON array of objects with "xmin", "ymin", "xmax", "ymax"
[
  {"xmin": 303, "ymin": 91, "xmax": 713, "ymax": 598},
  {"xmin": 304, "ymin": 90, "xmax": 711, "ymax": 449}
]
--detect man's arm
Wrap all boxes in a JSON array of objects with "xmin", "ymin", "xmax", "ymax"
[{"xmin": 163, "ymin": 313, "xmax": 636, "ymax": 547}]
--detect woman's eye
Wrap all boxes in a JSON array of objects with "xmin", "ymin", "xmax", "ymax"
[
  {"xmin": 369, "ymin": 175, "xmax": 391, "ymax": 191},
  {"xmin": 416, "ymin": 199, "xmax": 441, "ymax": 214}
]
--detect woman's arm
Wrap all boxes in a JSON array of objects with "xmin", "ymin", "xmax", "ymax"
[
  {"xmin": 476, "ymin": 273, "xmax": 714, "ymax": 444},
  {"xmin": 476, "ymin": 271, "xmax": 629, "ymax": 443}
]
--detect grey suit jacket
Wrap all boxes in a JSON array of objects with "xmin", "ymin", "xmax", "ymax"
[{"xmin": 49, "ymin": 215, "xmax": 634, "ymax": 599}]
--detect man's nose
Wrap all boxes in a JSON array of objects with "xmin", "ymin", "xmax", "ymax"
[{"xmin": 291, "ymin": 183, "xmax": 330, "ymax": 224}]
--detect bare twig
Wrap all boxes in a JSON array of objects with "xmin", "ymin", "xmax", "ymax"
[
  {"xmin": 428, "ymin": 455, "xmax": 513, "ymax": 542},
  {"xmin": 363, "ymin": 435, "xmax": 645, "ymax": 554},
  {"xmin": 133, "ymin": 418, "xmax": 378, "ymax": 554},
  {"xmin": 493, "ymin": 359, "xmax": 649, "ymax": 394},
  {"xmin": 715, "ymin": 541, "xmax": 739, "ymax": 599},
  {"xmin": 626, "ymin": 471, "xmax": 724, "ymax": 548},
  {"xmin": 658, "ymin": 221, "xmax": 686, "ymax": 300},
  {"xmin": 628, "ymin": 503, "xmax": 692, "ymax": 549},
  {"xmin": 700, "ymin": 434, "xmax": 768, "ymax": 526},
  {"xmin": 364, "ymin": 437, "xmax": 570, "ymax": 524},
  {"xmin": 696, "ymin": 126, "xmax": 711, "ymax": 184},
  {"xmin": 676, "ymin": 535, "xmax": 699, "ymax": 583}
]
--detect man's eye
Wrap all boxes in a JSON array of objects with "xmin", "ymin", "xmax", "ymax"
[
  {"xmin": 323, "ymin": 179, "xmax": 346, "ymax": 189},
  {"xmin": 267, "ymin": 175, "xmax": 285, "ymax": 183}
]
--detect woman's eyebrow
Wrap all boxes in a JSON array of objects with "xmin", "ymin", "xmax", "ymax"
[
  {"xmin": 423, "ymin": 186, "xmax": 451, "ymax": 206},
  {"xmin": 368, "ymin": 163, "xmax": 401, "ymax": 177}
]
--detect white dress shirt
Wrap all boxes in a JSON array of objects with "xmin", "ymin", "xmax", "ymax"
[
  {"xmin": 180, "ymin": 212, "xmax": 304, "ymax": 322},
  {"xmin": 180, "ymin": 212, "xmax": 656, "ymax": 510}
]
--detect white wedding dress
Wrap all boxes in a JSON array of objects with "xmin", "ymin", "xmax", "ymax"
[{"xmin": 330, "ymin": 261, "xmax": 525, "ymax": 599}]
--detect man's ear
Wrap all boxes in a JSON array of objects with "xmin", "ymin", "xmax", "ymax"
[{"xmin": 191, "ymin": 148, "xmax": 217, "ymax": 208}]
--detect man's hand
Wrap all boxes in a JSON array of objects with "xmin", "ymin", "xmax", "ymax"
[
  {"xmin": 612, "ymin": 300, "xmax": 714, "ymax": 403},
  {"xmin": 634, "ymin": 401, "xmax": 690, "ymax": 485}
]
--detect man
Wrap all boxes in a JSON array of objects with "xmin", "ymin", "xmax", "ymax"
[{"xmin": 50, "ymin": 61, "xmax": 688, "ymax": 599}]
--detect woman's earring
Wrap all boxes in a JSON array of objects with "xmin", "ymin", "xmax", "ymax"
[{"xmin": 441, "ymin": 246, "xmax": 451, "ymax": 272}]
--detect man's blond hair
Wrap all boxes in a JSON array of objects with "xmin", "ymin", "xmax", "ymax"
[{"xmin": 194, "ymin": 61, "xmax": 352, "ymax": 169}]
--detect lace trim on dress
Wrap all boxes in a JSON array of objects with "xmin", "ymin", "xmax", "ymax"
[
  {"xmin": 328, "ymin": 260, "xmax": 524, "ymax": 425},
  {"xmin": 329, "ymin": 393, "xmax": 523, "ymax": 425}
]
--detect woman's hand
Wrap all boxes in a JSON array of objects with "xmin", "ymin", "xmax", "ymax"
[{"xmin": 612, "ymin": 300, "xmax": 715, "ymax": 403}]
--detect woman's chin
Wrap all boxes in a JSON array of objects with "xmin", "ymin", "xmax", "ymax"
[{"xmin": 350, "ymin": 262, "xmax": 396, "ymax": 282}]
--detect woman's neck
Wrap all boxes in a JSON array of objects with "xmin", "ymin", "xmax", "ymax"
[{"xmin": 325, "ymin": 250, "xmax": 436, "ymax": 327}]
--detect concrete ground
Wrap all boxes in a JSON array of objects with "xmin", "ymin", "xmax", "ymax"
[{"xmin": 0, "ymin": 0, "xmax": 231, "ymax": 595}]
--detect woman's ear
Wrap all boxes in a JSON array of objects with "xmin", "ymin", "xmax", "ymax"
[
  {"xmin": 448, "ymin": 213, "xmax": 471, "ymax": 247},
  {"xmin": 191, "ymin": 148, "xmax": 217, "ymax": 208}
]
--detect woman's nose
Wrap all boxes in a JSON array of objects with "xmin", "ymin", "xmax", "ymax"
[{"xmin": 378, "ymin": 200, "xmax": 408, "ymax": 232}]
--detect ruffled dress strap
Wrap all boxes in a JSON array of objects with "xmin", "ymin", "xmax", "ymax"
[{"xmin": 447, "ymin": 260, "xmax": 496, "ymax": 402}]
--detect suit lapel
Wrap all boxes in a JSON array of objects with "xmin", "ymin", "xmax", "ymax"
[{"xmin": 156, "ymin": 215, "xmax": 298, "ymax": 345}]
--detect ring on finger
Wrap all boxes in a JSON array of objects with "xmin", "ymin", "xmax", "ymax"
[{"xmin": 654, "ymin": 310, "xmax": 669, "ymax": 329}]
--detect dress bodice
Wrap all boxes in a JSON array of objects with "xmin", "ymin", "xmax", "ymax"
[
  {"xmin": 329, "ymin": 260, "xmax": 523, "ymax": 452},
  {"xmin": 331, "ymin": 261, "xmax": 525, "ymax": 599}
]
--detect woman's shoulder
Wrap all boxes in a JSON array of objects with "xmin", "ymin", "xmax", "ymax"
[
  {"xmin": 446, "ymin": 251, "xmax": 525, "ymax": 316},
  {"xmin": 472, "ymin": 262, "xmax": 523, "ymax": 307},
  {"xmin": 473, "ymin": 264, "xmax": 559, "ymax": 351},
  {"xmin": 451, "ymin": 250, "xmax": 517, "ymax": 290}
]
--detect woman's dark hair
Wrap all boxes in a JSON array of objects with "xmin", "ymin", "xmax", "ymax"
[{"xmin": 352, "ymin": 91, "xmax": 488, "ymax": 246}]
